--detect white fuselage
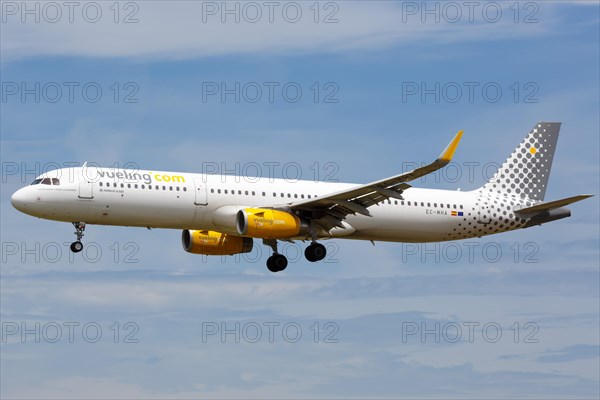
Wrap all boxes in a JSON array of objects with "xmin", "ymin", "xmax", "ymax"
[{"xmin": 10, "ymin": 167, "xmax": 531, "ymax": 243}]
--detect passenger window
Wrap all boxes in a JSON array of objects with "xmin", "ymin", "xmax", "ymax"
[
  {"xmin": 408, "ymin": 201, "xmax": 411, "ymax": 206},
  {"xmin": 183, "ymin": 187, "xmax": 187, "ymax": 191},
  {"xmin": 121, "ymin": 183, "xmax": 124, "ymax": 188},
  {"xmin": 176, "ymin": 187, "xmax": 180, "ymax": 191},
  {"xmin": 162, "ymin": 186, "xmax": 166, "ymax": 190},
  {"xmin": 99, "ymin": 182, "xmax": 103, "ymax": 187},
  {"xmin": 169, "ymin": 186, "xmax": 173, "ymax": 191},
  {"xmin": 421, "ymin": 202, "xmax": 424, "ymax": 206},
  {"xmin": 301, "ymin": 194, "xmax": 305, "ymax": 199},
  {"xmin": 294, "ymin": 194, "xmax": 298, "ymax": 198},
  {"xmin": 141, "ymin": 185, "xmax": 145, "ymax": 189},
  {"xmin": 135, "ymin": 184, "xmax": 138, "ymax": 189},
  {"xmin": 252, "ymin": 191, "xmax": 255, "ymax": 196},
  {"xmin": 245, "ymin": 191, "xmax": 249, "ymax": 195},
  {"xmin": 224, "ymin": 190, "xmax": 228, "ymax": 194},
  {"xmin": 308, "ymin": 195, "xmax": 311, "ymax": 199},
  {"xmin": 127, "ymin": 184, "xmax": 131, "ymax": 188}
]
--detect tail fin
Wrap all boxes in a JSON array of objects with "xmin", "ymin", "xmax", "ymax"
[{"xmin": 481, "ymin": 122, "xmax": 561, "ymax": 201}]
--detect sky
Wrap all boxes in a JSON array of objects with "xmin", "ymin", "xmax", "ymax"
[{"xmin": 1, "ymin": 1, "xmax": 599, "ymax": 398}]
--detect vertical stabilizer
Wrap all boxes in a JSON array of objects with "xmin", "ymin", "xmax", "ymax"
[{"xmin": 480, "ymin": 122, "xmax": 561, "ymax": 201}]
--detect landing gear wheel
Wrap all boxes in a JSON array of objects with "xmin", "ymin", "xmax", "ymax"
[
  {"xmin": 305, "ymin": 242, "xmax": 326, "ymax": 262},
  {"xmin": 267, "ymin": 254, "xmax": 288, "ymax": 272},
  {"xmin": 70, "ymin": 222, "xmax": 86, "ymax": 253},
  {"xmin": 70, "ymin": 241, "xmax": 83, "ymax": 253}
]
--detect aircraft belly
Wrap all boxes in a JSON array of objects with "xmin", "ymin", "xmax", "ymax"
[{"xmin": 343, "ymin": 207, "xmax": 456, "ymax": 243}]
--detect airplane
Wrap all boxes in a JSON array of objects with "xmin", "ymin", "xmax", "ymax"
[{"xmin": 10, "ymin": 122, "xmax": 592, "ymax": 272}]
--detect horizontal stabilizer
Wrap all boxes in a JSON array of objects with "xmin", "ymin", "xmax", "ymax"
[{"xmin": 515, "ymin": 194, "xmax": 593, "ymax": 215}]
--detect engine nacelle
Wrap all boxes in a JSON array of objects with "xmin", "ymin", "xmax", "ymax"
[
  {"xmin": 236, "ymin": 208, "xmax": 309, "ymax": 239},
  {"xmin": 181, "ymin": 230, "xmax": 253, "ymax": 255}
]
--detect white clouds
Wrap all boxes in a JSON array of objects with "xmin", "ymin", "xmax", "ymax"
[{"xmin": 1, "ymin": 1, "xmax": 552, "ymax": 62}]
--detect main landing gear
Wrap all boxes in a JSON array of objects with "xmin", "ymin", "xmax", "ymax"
[
  {"xmin": 70, "ymin": 222, "xmax": 86, "ymax": 253},
  {"xmin": 263, "ymin": 239, "xmax": 327, "ymax": 273},
  {"xmin": 264, "ymin": 239, "xmax": 288, "ymax": 273},
  {"xmin": 305, "ymin": 242, "xmax": 326, "ymax": 262}
]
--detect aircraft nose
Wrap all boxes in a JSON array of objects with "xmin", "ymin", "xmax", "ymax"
[{"xmin": 11, "ymin": 188, "xmax": 29, "ymax": 211}]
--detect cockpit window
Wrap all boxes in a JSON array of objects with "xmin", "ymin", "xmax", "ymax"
[
  {"xmin": 51, "ymin": 178, "xmax": 60, "ymax": 185},
  {"xmin": 41, "ymin": 178, "xmax": 52, "ymax": 185},
  {"xmin": 30, "ymin": 179, "xmax": 42, "ymax": 185}
]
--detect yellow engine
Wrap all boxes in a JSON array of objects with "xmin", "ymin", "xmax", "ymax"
[
  {"xmin": 181, "ymin": 230, "xmax": 253, "ymax": 255},
  {"xmin": 236, "ymin": 208, "xmax": 309, "ymax": 239}
]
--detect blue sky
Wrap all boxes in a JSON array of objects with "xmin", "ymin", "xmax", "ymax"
[{"xmin": 1, "ymin": 1, "xmax": 599, "ymax": 398}]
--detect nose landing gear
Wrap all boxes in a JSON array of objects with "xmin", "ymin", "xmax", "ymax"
[{"xmin": 70, "ymin": 222, "xmax": 86, "ymax": 253}]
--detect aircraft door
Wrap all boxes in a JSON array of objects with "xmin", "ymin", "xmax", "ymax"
[
  {"xmin": 194, "ymin": 177, "xmax": 208, "ymax": 205},
  {"xmin": 78, "ymin": 169, "xmax": 94, "ymax": 199}
]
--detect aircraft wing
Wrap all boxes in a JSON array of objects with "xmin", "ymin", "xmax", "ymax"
[{"xmin": 282, "ymin": 130, "xmax": 463, "ymax": 231}]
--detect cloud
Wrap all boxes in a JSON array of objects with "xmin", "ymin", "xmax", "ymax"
[
  {"xmin": 537, "ymin": 344, "xmax": 600, "ymax": 363},
  {"xmin": 1, "ymin": 1, "xmax": 554, "ymax": 62}
]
